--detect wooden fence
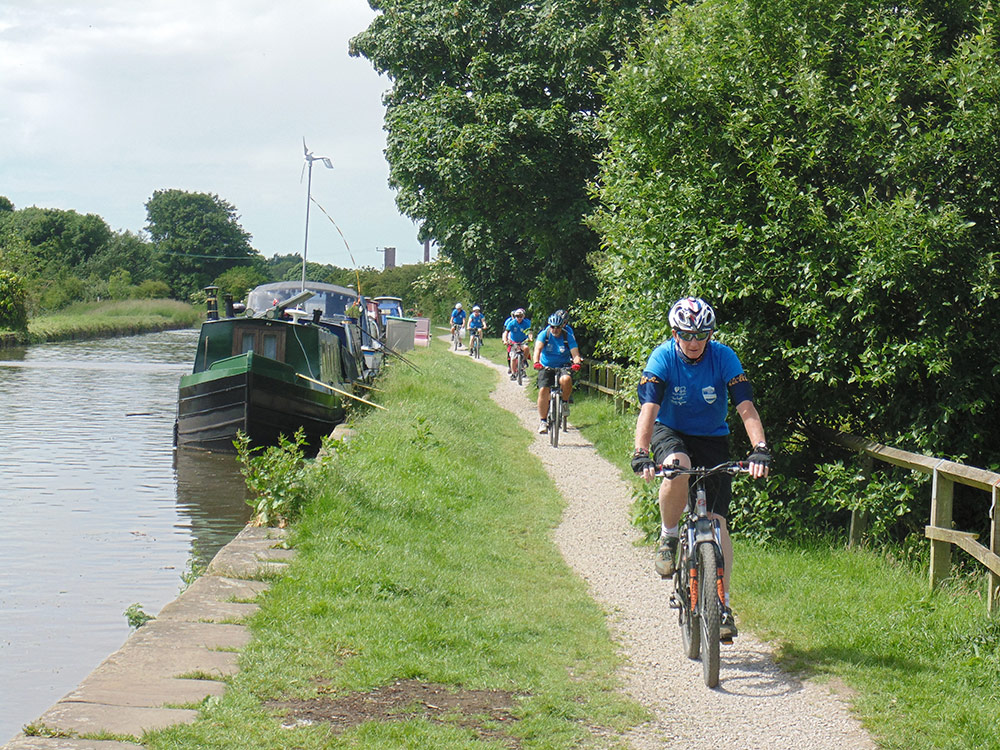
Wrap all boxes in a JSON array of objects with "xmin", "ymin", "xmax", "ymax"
[
  {"xmin": 574, "ymin": 360, "xmax": 1000, "ymax": 613},
  {"xmin": 576, "ymin": 358, "xmax": 636, "ymax": 414},
  {"xmin": 809, "ymin": 427, "xmax": 1000, "ymax": 612}
]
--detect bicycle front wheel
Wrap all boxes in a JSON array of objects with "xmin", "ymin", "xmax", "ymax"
[
  {"xmin": 549, "ymin": 392, "xmax": 561, "ymax": 447},
  {"xmin": 698, "ymin": 542, "xmax": 721, "ymax": 687},
  {"xmin": 517, "ymin": 357, "xmax": 524, "ymax": 385},
  {"xmin": 678, "ymin": 541, "xmax": 700, "ymax": 660}
]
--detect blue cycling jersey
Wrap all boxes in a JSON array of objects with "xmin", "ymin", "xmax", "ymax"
[
  {"xmin": 468, "ymin": 313, "xmax": 485, "ymax": 329},
  {"xmin": 504, "ymin": 317, "xmax": 532, "ymax": 343},
  {"xmin": 536, "ymin": 326, "xmax": 578, "ymax": 367},
  {"xmin": 637, "ymin": 339, "xmax": 751, "ymax": 437},
  {"xmin": 451, "ymin": 309, "xmax": 467, "ymax": 325}
]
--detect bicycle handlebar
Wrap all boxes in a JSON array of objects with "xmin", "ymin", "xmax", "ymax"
[{"xmin": 654, "ymin": 461, "xmax": 750, "ymax": 479}]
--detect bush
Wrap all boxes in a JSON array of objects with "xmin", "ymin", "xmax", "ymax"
[
  {"xmin": 0, "ymin": 269, "xmax": 28, "ymax": 330},
  {"xmin": 236, "ymin": 428, "xmax": 311, "ymax": 527}
]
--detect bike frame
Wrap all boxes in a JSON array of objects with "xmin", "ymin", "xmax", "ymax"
[
  {"xmin": 662, "ymin": 461, "xmax": 748, "ymax": 687},
  {"xmin": 541, "ymin": 366, "xmax": 572, "ymax": 447},
  {"xmin": 508, "ymin": 342, "xmax": 527, "ymax": 384}
]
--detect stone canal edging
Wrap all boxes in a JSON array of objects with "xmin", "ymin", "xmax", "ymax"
[{"xmin": 3, "ymin": 526, "xmax": 295, "ymax": 750}]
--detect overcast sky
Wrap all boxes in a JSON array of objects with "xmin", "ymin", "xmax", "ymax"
[{"xmin": 0, "ymin": 1, "xmax": 428, "ymax": 269}]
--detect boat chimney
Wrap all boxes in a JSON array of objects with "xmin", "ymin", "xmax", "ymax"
[
  {"xmin": 223, "ymin": 293, "xmax": 235, "ymax": 318},
  {"xmin": 204, "ymin": 286, "xmax": 220, "ymax": 320}
]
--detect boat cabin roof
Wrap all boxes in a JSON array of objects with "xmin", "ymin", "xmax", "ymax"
[{"xmin": 246, "ymin": 281, "xmax": 359, "ymax": 320}]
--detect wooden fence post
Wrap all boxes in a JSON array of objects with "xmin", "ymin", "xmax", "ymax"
[
  {"xmin": 848, "ymin": 454, "xmax": 873, "ymax": 548},
  {"xmin": 990, "ymin": 484, "xmax": 1000, "ymax": 614},
  {"xmin": 929, "ymin": 466, "xmax": 954, "ymax": 590}
]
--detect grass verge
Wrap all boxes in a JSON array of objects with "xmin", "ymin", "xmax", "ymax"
[
  {"xmin": 0, "ymin": 299, "xmax": 200, "ymax": 347},
  {"xmin": 487, "ymin": 339, "xmax": 1000, "ymax": 750},
  {"xmin": 145, "ymin": 337, "xmax": 646, "ymax": 749}
]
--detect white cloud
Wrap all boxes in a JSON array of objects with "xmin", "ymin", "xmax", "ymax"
[{"xmin": 0, "ymin": 0, "xmax": 423, "ymax": 267}]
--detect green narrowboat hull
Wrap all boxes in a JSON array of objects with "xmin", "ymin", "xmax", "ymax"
[{"xmin": 176, "ymin": 351, "xmax": 346, "ymax": 453}]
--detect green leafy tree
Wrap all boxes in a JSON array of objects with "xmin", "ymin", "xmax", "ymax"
[
  {"xmin": 213, "ymin": 265, "xmax": 270, "ymax": 303},
  {"xmin": 410, "ymin": 258, "xmax": 470, "ymax": 323},
  {"xmin": 0, "ymin": 269, "xmax": 28, "ymax": 331},
  {"xmin": 145, "ymin": 189, "xmax": 257, "ymax": 300},
  {"xmin": 350, "ymin": 0, "xmax": 671, "ymax": 321},
  {"xmin": 80, "ymin": 230, "xmax": 156, "ymax": 284},
  {"xmin": 2, "ymin": 207, "xmax": 112, "ymax": 277},
  {"xmin": 589, "ymin": 0, "xmax": 1000, "ymax": 516}
]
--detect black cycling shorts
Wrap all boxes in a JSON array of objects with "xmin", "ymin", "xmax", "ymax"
[
  {"xmin": 650, "ymin": 423, "xmax": 733, "ymax": 519},
  {"xmin": 537, "ymin": 366, "xmax": 571, "ymax": 390}
]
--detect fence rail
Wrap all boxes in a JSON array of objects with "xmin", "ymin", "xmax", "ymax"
[
  {"xmin": 573, "ymin": 358, "xmax": 1000, "ymax": 613},
  {"xmin": 812, "ymin": 425, "xmax": 1000, "ymax": 613}
]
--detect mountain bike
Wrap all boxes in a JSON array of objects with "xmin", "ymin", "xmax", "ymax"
[
  {"xmin": 663, "ymin": 461, "xmax": 749, "ymax": 688},
  {"xmin": 542, "ymin": 366, "xmax": 571, "ymax": 447},
  {"xmin": 470, "ymin": 329, "xmax": 483, "ymax": 358},
  {"xmin": 508, "ymin": 343, "xmax": 527, "ymax": 385},
  {"xmin": 451, "ymin": 326, "xmax": 462, "ymax": 351}
]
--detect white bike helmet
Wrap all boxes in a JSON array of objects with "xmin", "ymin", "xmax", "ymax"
[
  {"xmin": 455, "ymin": 302, "xmax": 463, "ymax": 310},
  {"xmin": 668, "ymin": 297, "xmax": 716, "ymax": 332}
]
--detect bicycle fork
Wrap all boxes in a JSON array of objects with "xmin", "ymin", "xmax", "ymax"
[{"xmin": 671, "ymin": 496, "xmax": 726, "ymax": 625}]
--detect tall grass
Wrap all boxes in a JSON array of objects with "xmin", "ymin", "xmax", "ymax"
[{"xmin": 24, "ymin": 299, "xmax": 200, "ymax": 343}]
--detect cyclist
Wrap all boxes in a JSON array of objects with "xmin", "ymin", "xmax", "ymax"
[
  {"xmin": 630, "ymin": 296, "xmax": 771, "ymax": 641},
  {"xmin": 467, "ymin": 305, "xmax": 486, "ymax": 353},
  {"xmin": 450, "ymin": 303, "xmax": 467, "ymax": 348},
  {"xmin": 532, "ymin": 309, "xmax": 581, "ymax": 433},
  {"xmin": 503, "ymin": 308, "xmax": 532, "ymax": 380}
]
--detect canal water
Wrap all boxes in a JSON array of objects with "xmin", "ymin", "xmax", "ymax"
[{"xmin": 0, "ymin": 329, "xmax": 250, "ymax": 742}]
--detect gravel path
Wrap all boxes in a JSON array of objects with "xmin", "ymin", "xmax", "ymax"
[{"xmin": 455, "ymin": 344, "xmax": 876, "ymax": 749}]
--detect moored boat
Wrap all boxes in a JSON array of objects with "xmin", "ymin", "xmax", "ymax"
[{"xmin": 175, "ymin": 282, "xmax": 373, "ymax": 454}]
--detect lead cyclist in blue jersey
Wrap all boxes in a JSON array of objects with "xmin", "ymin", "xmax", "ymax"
[{"xmin": 630, "ymin": 297, "xmax": 771, "ymax": 641}]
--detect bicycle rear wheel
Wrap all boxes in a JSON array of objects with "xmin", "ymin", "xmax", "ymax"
[
  {"xmin": 698, "ymin": 542, "xmax": 721, "ymax": 687},
  {"xmin": 549, "ymin": 391, "xmax": 561, "ymax": 447},
  {"xmin": 678, "ymin": 540, "xmax": 700, "ymax": 660}
]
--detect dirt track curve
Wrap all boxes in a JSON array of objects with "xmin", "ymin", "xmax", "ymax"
[{"xmin": 453, "ymin": 342, "xmax": 876, "ymax": 750}]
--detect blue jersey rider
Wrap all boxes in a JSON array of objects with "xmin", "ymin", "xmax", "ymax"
[
  {"xmin": 450, "ymin": 303, "xmax": 467, "ymax": 347},
  {"xmin": 503, "ymin": 308, "xmax": 532, "ymax": 379},
  {"xmin": 467, "ymin": 305, "xmax": 486, "ymax": 352},
  {"xmin": 630, "ymin": 296, "xmax": 772, "ymax": 642},
  {"xmin": 532, "ymin": 309, "xmax": 581, "ymax": 433}
]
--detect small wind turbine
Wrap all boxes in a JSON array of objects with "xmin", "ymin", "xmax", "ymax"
[{"xmin": 300, "ymin": 138, "xmax": 334, "ymax": 291}]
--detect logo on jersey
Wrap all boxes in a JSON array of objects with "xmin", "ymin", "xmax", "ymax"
[
  {"xmin": 670, "ymin": 386, "xmax": 687, "ymax": 405},
  {"xmin": 702, "ymin": 386, "xmax": 717, "ymax": 404}
]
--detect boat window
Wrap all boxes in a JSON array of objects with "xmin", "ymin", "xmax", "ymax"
[
  {"xmin": 233, "ymin": 324, "xmax": 286, "ymax": 361},
  {"xmin": 262, "ymin": 334, "xmax": 279, "ymax": 359}
]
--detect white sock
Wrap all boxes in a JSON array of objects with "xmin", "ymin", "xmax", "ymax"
[{"xmin": 661, "ymin": 525, "xmax": 679, "ymax": 538}]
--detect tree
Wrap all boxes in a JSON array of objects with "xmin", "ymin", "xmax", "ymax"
[
  {"xmin": 351, "ymin": 0, "xmax": 671, "ymax": 323},
  {"xmin": 588, "ymin": 0, "xmax": 1000, "ymax": 531},
  {"xmin": 2, "ymin": 207, "xmax": 112, "ymax": 276},
  {"xmin": 213, "ymin": 266, "xmax": 269, "ymax": 303},
  {"xmin": 145, "ymin": 189, "xmax": 257, "ymax": 300}
]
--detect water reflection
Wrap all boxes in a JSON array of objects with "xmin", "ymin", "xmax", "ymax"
[
  {"xmin": 0, "ymin": 330, "xmax": 250, "ymax": 742},
  {"xmin": 173, "ymin": 449, "xmax": 250, "ymax": 568}
]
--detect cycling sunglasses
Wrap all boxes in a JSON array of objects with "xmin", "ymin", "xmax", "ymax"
[{"xmin": 675, "ymin": 329, "xmax": 712, "ymax": 341}]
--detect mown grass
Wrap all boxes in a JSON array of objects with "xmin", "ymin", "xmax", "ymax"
[
  {"xmin": 480, "ymin": 339, "xmax": 1000, "ymax": 750},
  {"xmin": 146, "ymin": 336, "xmax": 646, "ymax": 749},
  {"xmin": 0, "ymin": 299, "xmax": 200, "ymax": 346}
]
